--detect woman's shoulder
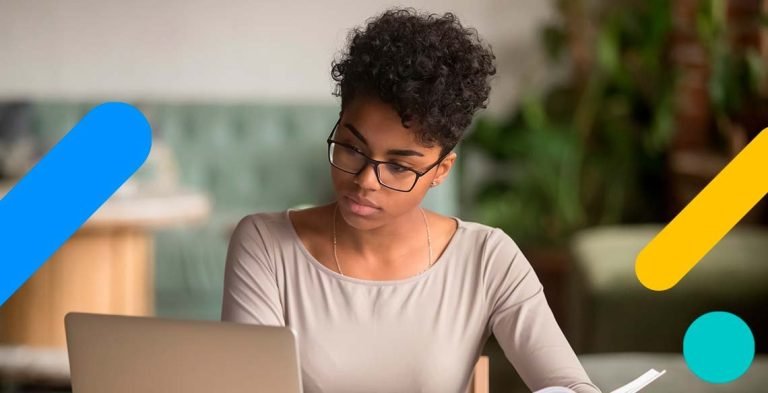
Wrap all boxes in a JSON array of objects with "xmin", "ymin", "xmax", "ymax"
[
  {"xmin": 235, "ymin": 204, "xmax": 327, "ymax": 229},
  {"xmin": 232, "ymin": 211, "xmax": 283, "ymax": 236},
  {"xmin": 421, "ymin": 212, "xmax": 521, "ymax": 265},
  {"xmin": 447, "ymin": 215, "xmax": 511, "ymax": 244},
  {"xmin": 229, "ymin": 208, "xmax": 300, "ymax": 247},
  {"xmin": 447, "ymin": 217, "xmax": 525, "ymax": 267},
  {"xmin": 231, "ymin": 204, "xmax": 334, "ymax": 249}
]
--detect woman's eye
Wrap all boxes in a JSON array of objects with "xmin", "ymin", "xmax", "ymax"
[
  {"xmin": 340, "ymin": 144, "xmax": 362, "ymax": 154},
  {"xmin": 344, "ymin": 144, "xmax": 364, "ymax": 154},
  {"xmin": 387, "ymin": 163, "xmax": 409, "ymax": 173}
]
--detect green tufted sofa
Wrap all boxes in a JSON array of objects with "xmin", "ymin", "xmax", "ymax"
[
  {"xmin": 568, "ymin": 224, "xmax": 768, "ymax": 355},
  {"xmin": 20, "ymin": 101, "xmax": 460, "ymax": 322}
]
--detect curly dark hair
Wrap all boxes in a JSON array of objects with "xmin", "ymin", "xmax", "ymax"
[{"xmin": 331, "ymin": 8, "xmax": 496, "ymax": 154}]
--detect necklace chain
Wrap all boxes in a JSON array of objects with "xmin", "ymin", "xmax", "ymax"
[{"xmin": 332, "ymin": 203, "xmax": 433, "ymax": 276}]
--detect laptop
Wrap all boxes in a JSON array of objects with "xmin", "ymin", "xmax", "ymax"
[{"xmin": 65, "ymin": 312, "xmax": 303, "ymax": 393}]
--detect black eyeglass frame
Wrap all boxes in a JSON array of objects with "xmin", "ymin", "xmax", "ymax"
[{"xmin": 326, "ymin": 119, "xmax": 453, "ymax": 192}]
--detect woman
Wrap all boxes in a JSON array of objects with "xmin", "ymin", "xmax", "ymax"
[{"xmin": 222, "ymin": 8, "xmax": 601, "ymax": 393}]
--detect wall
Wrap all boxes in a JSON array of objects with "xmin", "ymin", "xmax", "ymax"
[{"xmin": 0, "ymin": 0, "xmax": 555, "ymax": 115}]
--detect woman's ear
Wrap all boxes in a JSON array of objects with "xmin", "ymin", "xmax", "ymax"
[{"xmin": 430, "ymin": 152, "xmax": 457, "ymax": 187}]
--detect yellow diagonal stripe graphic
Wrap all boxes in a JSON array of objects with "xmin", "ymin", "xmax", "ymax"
[{"xmin": 636, "ymin": 129, "xmax": 768, "ymax": 291}]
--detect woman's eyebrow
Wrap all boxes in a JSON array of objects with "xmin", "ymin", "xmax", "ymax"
[
  {"xmin": 343, "ymin": 122, "xmax": 425, "ymax": 157},
  {"xmin": 387, "ymin": 148, "xmax": 424, "ymax": 157},
  {"xmin": 343, "ymin": 123, "xmax": 369, "ymax": 145}
]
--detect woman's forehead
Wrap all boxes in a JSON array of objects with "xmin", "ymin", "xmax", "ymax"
[
  {"xmin": 339, "ymin": 95, "xmax": 443, "ymax": 156},
  {"xmin": 335, "ymin": 121, "xmax": 430, "ymax": 158}
]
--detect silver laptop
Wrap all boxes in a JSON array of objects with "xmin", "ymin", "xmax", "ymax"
[{"xmin": 65, "ymin": 312, "xmax": 303, "ymax": 393}]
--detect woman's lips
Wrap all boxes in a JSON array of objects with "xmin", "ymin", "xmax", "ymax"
[{"xmin": 344, "ymin": 196, "xmax": 380, "ymax": 216}]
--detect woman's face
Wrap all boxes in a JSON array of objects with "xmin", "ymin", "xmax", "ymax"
[{"xmin": 329, "ymin": 94, "xmax": 456, "ymax": 230}]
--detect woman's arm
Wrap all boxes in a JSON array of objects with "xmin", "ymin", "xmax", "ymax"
[
  {"xmin": 483, "ymin": 228, "xmax": 601, "ymax": 393},
  {"xmin": 221, "ymin": 214, "xmax": 285, "ymax": 326}
]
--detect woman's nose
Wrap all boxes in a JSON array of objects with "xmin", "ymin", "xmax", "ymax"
[{"xmin": 354, "ymin": 162, "xmax": 382, "ymax": 190}]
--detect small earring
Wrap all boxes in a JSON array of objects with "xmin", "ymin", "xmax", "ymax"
[{"xmin": 431, "ymin": 181, "xmax": 438, "ymax": 187}]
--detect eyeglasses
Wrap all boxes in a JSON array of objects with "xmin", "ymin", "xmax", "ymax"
[{"xmin": 326, "ymin": 119, "xmax": 450, "ymax": 192}]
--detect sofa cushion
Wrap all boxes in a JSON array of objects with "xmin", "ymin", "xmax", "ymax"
[{"xmin": 569, "ymin": 225, "xmax": 768, "ymax": 353}]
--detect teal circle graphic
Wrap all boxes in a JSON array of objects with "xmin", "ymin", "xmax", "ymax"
[{"xmin": 683, "ymin": 311, "xmax": 755, "ymax": 383}]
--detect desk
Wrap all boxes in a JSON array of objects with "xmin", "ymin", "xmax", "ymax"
[{"xmin": 0, "ymin": 187, "xmax": 210, "ymax": 348}]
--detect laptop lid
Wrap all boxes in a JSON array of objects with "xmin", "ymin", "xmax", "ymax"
[{"xmin": 65, "ymin": 312, "xmax": 302, "ymax": 393}]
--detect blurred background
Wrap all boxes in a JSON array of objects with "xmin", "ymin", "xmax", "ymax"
[{"xmin": 0, "ymin": 0, "xmax": 766, "ymax": 392}]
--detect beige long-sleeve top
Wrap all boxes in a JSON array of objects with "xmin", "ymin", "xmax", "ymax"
[{"xmin": 221, "ymin": 210, "xmax": 601, "ymax": 393}]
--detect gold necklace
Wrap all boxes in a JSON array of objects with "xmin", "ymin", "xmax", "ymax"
[{"xmin": 331, "ymin": 203, "xmax": 433, "ymax": 276}]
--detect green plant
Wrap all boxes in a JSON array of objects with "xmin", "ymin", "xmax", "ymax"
[
  {"xmin": 698, "ymin": 0, "xmax": 768, "ymax": 144},
  {"xmin": 465, "ymin": 0, "xmax": 768, "ymax": 246},
  {"xmin": 464, "ymin": 0, "xmax": 675, "ymax": 247}
]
